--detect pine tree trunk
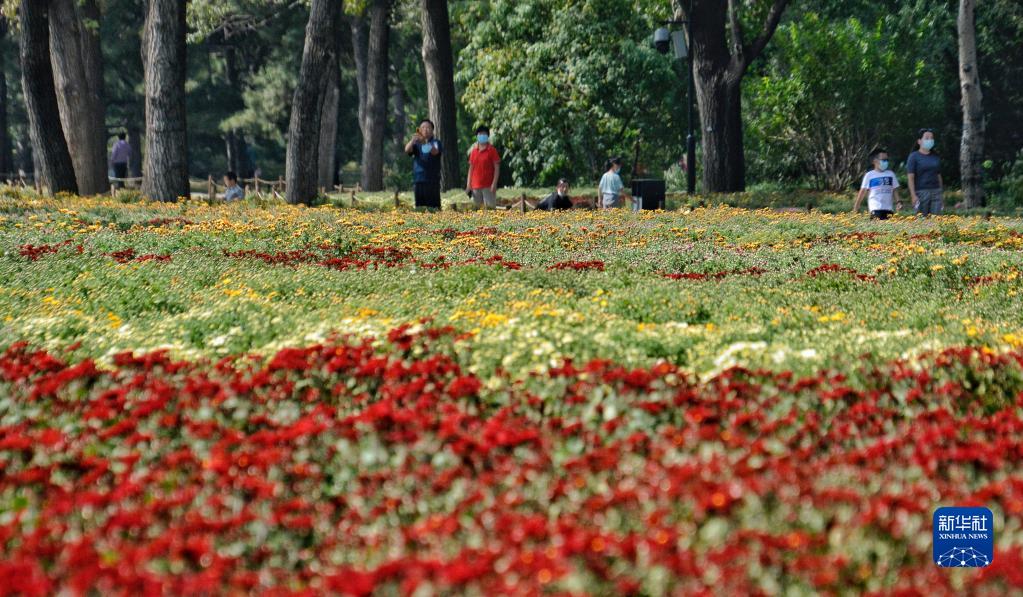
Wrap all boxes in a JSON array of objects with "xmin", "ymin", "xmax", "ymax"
[
  {"xmin": 225, "ymin": 131, "xmax": 245, "ymax": 176},
  {"xmin": 223, "ymin": 46, "xmax": 245, "ymax": 177},
  {"xmin": 958, "ymin": 0, "xmax": 985, "ymax": 208},
  {"xmin": 285, "ymin": 0, "xmax": 342, "ymax": 205},
  {"xmin": 420, "ymin": 0, "xmax": 460, "ymax": 190},
  {"xmin": 317, "ymin": 66, "xmax": 340, "ymax": 190},
  {"xmin": 0, "ymin": 20, "xmax": 12, "ymax": 179},
  {"xmin": 16, "ymin": 131, "xmax": 33, "ymax": 178},
  {"xmin": 350, "ymin": 17, "xmax": 368, "ymax": 139},
  {"xmin": 128, "ymin": 125, "xmax": 143, "ymax": 178},
  {"xmin": 141, "ymin": 0, "xmax": 189, "ymax": 202},
  {"xmin": 19, "ymin": 0, "xmax": 77, "ymax": 195},
  {"xmin": 49, "ymin": 0, "xmax": 108, "ymax": 195},
  {"xmin": 390, "ymin": 42, "xmax": 408, "ymax": 160},
  {"xmin": 360, "ymin": 0, "xmax": 390, "ymax": 192}
]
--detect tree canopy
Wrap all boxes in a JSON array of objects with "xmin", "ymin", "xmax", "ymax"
[{"xmin": 0, "ymin": 0, "xmax": 1020, "ymax": 201}]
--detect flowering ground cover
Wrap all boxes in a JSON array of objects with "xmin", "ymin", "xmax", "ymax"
[{"xmin": 3, "ymin": 194, "xmax": 1023, "ymax": 593}]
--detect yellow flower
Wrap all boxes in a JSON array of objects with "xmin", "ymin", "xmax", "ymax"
[{"xmin": 1003, "ymin": 333, "xmax": 1023, "ymax": 348}]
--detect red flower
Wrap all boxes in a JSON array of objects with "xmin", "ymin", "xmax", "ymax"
[
  {"xmin": 549, "ymin": 260, "xmax": 605, "ymax": 272},
  {"xmin": 447, "ymin": 376, "xmax": 482, "ymax": 399}
]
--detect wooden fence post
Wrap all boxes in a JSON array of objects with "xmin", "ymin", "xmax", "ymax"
[
  {"xmin": 521, "ymin": 193, "xmax": 527, "ymax": 213},
  {"xmin": 393, "ymin": 190, "xmax": 400, "ymax": 210},
  {"xmin": 207, "ymin": 176, "xmax": 214, "ymax": 200}
]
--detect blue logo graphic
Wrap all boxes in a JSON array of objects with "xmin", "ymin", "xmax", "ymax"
[{"xmin": 933, "ymin": 507, "xmax": 994, "ymax": 568}]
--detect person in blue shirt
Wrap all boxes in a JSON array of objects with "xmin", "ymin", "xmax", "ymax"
[
  {"xmin": 906, "ymin": 128, "xmax": 944, "ymax": 216},
  {"xmin": 404, "ymin": 119, "xmax": 443, "ymax": 209}
]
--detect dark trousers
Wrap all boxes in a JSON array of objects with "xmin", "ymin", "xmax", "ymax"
[
  {"xmin": 870, "ymin": 210, "xmax": 893, "ymax": 220},
  {"xmin": 414, "ymin": 181, "xmax": 441, "ymax": 209},
  {"xmin": 113, "ymin": 162, "xmax": 128, "ymax": 189}
]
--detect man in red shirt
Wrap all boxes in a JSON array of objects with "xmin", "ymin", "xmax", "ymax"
[{"xmin": 466, "ymin": 125, "xmax": 500, "ymax": 209}]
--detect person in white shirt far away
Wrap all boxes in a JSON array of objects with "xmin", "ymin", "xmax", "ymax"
[{"xmin": 598, "ymin": 157, "xmax": 630, "ymax": 209}]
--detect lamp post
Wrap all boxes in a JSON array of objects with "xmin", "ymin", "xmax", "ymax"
[{"xmin": 654, "ymin": 5, "xmax": 696, "ymax": 195}]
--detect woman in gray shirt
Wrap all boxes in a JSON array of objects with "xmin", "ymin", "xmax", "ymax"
[{"xmin": 906, "ymin": 128, "xmax": 943, "ymax": 216}]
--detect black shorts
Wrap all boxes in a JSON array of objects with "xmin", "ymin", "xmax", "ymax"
[
  {"xmin": 113, "ymin": 163, "xmax": 128, "ymax": 187},
  {"xmin": 414, "ymin": 181, "xmax": 441, "ymax": 209},
  {"xmin": 870, "ymin": 210, "xmax": 893, "ymax": 220}
]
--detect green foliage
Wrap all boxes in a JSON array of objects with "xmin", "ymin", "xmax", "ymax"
[
  {"xmin": 987, "ymin": 150, "xmax": 1023, "ymax": 213},
  {"xmin": 457, "ymin": 0, "xmax": 685, "ymax": 186},
  {"xmin": 976, "ymin": 0, "xmax": 1023, "ymax": 175},
  {"xmin": 744, "ymin": 11, "xmax": 946, "ymax": 191}
]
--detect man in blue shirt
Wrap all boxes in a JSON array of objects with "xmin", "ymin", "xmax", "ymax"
[{"xmin": 403, "ymin": 119, "xmax": 443, "ymax": 209}]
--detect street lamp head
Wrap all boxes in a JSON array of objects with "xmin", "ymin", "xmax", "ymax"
[{"xmin": 653, "ymin": 28, "xmax": 671, "ymax": 54}]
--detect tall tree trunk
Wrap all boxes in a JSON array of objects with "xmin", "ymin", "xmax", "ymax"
[
  {"xmin": 420, "ymin": 0, "xmax": 460, "ymax": 190},
  {"xmin": 317, "ymin": 65, "xmax": 340, "ymax": 190},
  {"xmin": 19, "ymin": 0, "xmax": 77, "ymax": 195},
  {"xmin": 390, "ymin": 43, "xmax": 407, "ymax": 160},
  {"xmin": 285, "ymin": 0, "xmax": 342, "ymax": 205},
  {"xmin": 350, "ymin": 17, "xmax": 369, "ymax": 139},
  {"xmin": 360, "ymin": 0, "xmax": 390, "ymax": 192},
  {"xmin": 49, "ymin": 0, "xmax": 108, "ymax": 195},
  {"xmin": 223, "ymin": 46, "xmax": 245, "ymax": 177},
  {"xmin": 693, "ymin": 74, "xmax": 744, "ymax": 193},
  {"xmin": 958, "ymin": 0, "xmax": 985, "ymax": 208},
  {"xmin": 127, "ymin": 125, "xmax": 143, "ymax": 178},
  {"xmin": 141, "ymin": 0, "xmax": 189, "ymax": 201},
  {"xmin": 16, "ymin": 133, "xmax": 33, "ymax": 179},
  {"xmin": 0, "ymin": 20, "xmax": 12, "ymax": 180},
  {"xmin": 679, "ymin": 0, "xmax": 789, "ymax": 193}
]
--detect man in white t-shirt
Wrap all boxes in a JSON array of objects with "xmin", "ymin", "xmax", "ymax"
[{"xmin": 853, "ymin": 150, "xmax": 902, "ymax": 220}]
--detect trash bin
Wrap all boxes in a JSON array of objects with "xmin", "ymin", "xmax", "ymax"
[{"xmin": 631, "ymin": 179, "xmax": 665, "ymax": 210}]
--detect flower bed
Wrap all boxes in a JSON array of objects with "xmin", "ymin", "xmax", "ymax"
[
  {"xmin": 4, "ymin": 196, "xmax": 1023, "ymax": 593},
  {"xmin": 3, "ymin": 328, "xmax": 1023, "ymax": 594}
]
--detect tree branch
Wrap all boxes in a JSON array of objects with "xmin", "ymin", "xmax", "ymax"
[
  {"xmin": 671, "ymin": 0, "xmax": 686, "ymax": 21},
  {"xmin": 209, "ymin": 0, "xmax": 303, "ymax": 41},
  {"xmin": 743, "ymin": 0, "xmax": 789, "ymax": 69},
  {"xmin": 727, "ymin": 0, "xmax": 745, "ymax": 63}
]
